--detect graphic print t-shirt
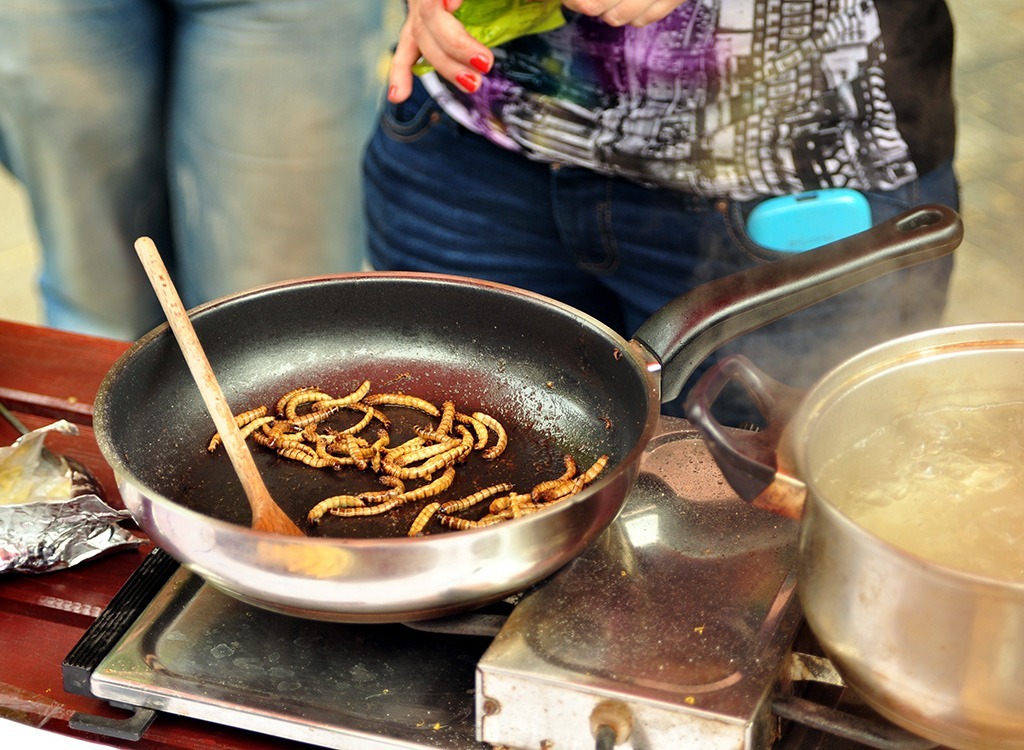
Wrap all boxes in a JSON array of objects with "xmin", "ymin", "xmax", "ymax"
[{"xmin": 424, "ymin": 0, "xmax": 956, "ymax": 199}]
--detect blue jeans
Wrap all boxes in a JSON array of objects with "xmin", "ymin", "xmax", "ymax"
[
  {"xmin": 363, "ymin": 79, "xmax": 960, "ymax": 421},
  {"xmin": 0, "ymin": 0, "xmax": 385, "ymax": 340}
]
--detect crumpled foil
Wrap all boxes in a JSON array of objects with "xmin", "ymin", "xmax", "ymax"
[{"xmin": 0, "ymin": 420, "xmax": 141, "ymax": 574}]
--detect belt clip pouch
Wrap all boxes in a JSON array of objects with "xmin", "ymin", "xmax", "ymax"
[{"xmin": 746, "ymin": 188, "xmax": 872, "ymax": 253}]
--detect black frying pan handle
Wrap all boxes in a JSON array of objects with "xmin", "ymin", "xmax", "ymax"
[{"xmin": 632, "ymin": 203, "xmax": 963, "ymax": 403}]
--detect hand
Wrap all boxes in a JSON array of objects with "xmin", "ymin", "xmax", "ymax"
[
  {"xmin": 386, "ymin": 0, "xmax": 690, "ymax": 104},
  {"xmin": 562, "ymin": 0, "xmax": 688, "ymax": 27},
  {"xmin": 388, "ymin": 0, "xmax": 493, "ymax": 103}
]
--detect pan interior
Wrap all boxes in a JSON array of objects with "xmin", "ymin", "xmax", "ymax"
[{"xmin": 98, "ymin": 275, "xmax": 654, "ymax": 539}]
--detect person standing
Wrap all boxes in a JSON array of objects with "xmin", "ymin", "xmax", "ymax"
[
  {"xmin": 0, "ymin": 0, "xmax": 387, "ymax": 340},
  {"xmin": 366, "ymin": 0, "xmax": 959, "ymax": 421}
]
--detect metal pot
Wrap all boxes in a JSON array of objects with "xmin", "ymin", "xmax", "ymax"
[
  {"xmin": 94, "ymin": 205, "xmax": 961, "ymax": 623},
  {"xmin": 685, "ymin": 323, "xmax": 1024, "ymax": 749}
]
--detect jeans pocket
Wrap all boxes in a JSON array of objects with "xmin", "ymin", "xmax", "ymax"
[
  {"xmin": 378, "ymin": 82, "xmax": 445, "ymax": 143},
  {"xmin": 722, "ymin": 198, "xmax": 795, "ymax": 263}
]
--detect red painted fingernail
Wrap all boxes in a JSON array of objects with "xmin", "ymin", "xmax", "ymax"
[
  {"xmin": 470, "ymin": 54, "xmax": 491, "ymax": 73},
  {"xmin": 455, "ymin": 72, "xmax": 479, "ymax": 93},
  {"xmin": 443, "ymin": 0, "xmax": 457, "ymax": 11},
  {"xmin": 387, "ymin": 85, "xmax": 398, "ymax": 102}
]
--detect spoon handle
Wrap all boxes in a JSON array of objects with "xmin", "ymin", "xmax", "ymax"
[{"xmin": 134, "ymin": 236, "xmax": 302, "ymax": 535}]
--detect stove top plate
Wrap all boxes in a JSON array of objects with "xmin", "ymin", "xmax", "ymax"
[{"xmin": 476, "ymin": 420, "xmax": 803, "ymax": 749}]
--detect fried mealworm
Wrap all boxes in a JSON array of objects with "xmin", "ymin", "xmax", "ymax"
[
  {"xmin": 436, "ymin": 401, "xmax": 456, "ymax": 436},
  {"xmin": 349, "ymin": 402, "xmax": 391, "ymax": 429},
  {"xmin": 452, "ymin": 423, "xmax": 476, "ymax": 457},
  {"xmin": 324, "ymin": 434, "xmax": 372, "ymax": 471},
  {"xmin": 260, "ymin": 421, "xmax": 305, "ymax": 446},
  {"xmin": 373, "ymin": 475, "xmax": 406, "ymax": 493},
  {"xmin": 387, "ymin": 426, "xmax": 474, "ymax": 479},
  {"xmin": 511, "ymin": 501, "xmax": 547, "ymax": 517},
  {"xmin": 472, "ymin": 411, "xmax": 507, "ymax": 459},
  {"xmin": 311, "ymin": 379, "xmax": 372, "ymax": 411},
  {"xmin": 277, "ymin": 444, "xmax": 341, "ymax": 469},
  {"xmin": 385, "ymin": 436, "xmax": 461, "ymax": 469},
  {"xmin": 535, "ymin": 478, "xmax": 579, "ymax": 504},
  {"xmin": 224, "ymin": 405, "xmax": 269, "ymax": 428},
  {"xmin": 412, "ymin": 425, "xmax": 453, "ymax": 443},
  {"xmin": 381, "ymin": 436, "xmax": 466, "ymax": 479},
  {"xmin": 275, "ymin": 386, "xmax": 318, "ymax": 416},
  {"xmin": 313, "ymin": 437, "xmax": 349, "ymax": 468},
  {"xmin": 323, "ymin": 432, "xmax": 356, "ymax": 456},
  {"xmin": 339, "ymin": 433, "xmax": 375, "ymax": 460},
  {"xmin": 329, "ymin": 496, "xmax": 404, "ymax": 517},
  {"xmin": 438, "ymin": 514, "xmax": 505, "ymax": 530},
  {"xmin": 454, "ymin": 412, "xmax": 489, "ymax": 450},
  {"xmin": 357, "ymin": 476, "xmax": 406, "ymax": 505},
  {"xmin": 207, "ymin": 406, "xmax": 271, "ymax": 451},
  {"xmin": 283, "ymin": 388, "xmax": 333, "ymax": 419},
  {"xmin": 359, "ymin": 490, "xmax": 404, "ymax": 505},
  {"xmin": 395, "ymin": 466, "xmax": 456, "ymax": 503},
  {"xmin": 328, "ymin": 405, "xmax": 374, "ymax": 435},
  {"xmin": 578, "ymin": 454, "xmax": 609, "ymax": 484},
  {"xmin": 208, "ymin": 414, "xmax": 274, "ymax": 452},
  {"xmin": 440, "ymin": 483, "xmax": 514, "ymax": 514},
  {"xmin": 250, "ymin": 427, "xmax": 277, "ymax": 448},
  {"xmin": 315, "ymin": 453, "xmax": 366, "ymax": 468},
  {"xmin": 530, "ymin": 455, "xmax": 578, "ymax": 500},
  {"xmin": 384, "ymin": 436, "xmax": 426, "ymax": 462},
  {"xmin": 485, "ymin": 500, "xmax": 548, "ymax": 522},
  {"xmin": 363, "ymin": 392, "xmax": 441, "ymax": 417},
  {"xmin": 381, "ymin": 452, "xmax": 452, "ymax": 481},
  {"xmin": 238, "ymin": 415, "xmax": 276, "ymax": 440},
  {"xmin": 321, "ymin": 402, "xmax": 390, "ymax": 434},
  {"xmin": 288, "ymin": 405, "xmax": 338, "ymax": 430},
  {"xmin": 307, "ymin": 494, "xmax": 366, "ymax": 524},
  {"xmin": 537, "ymin": 455, "xmax": 609, "ymax": 502},
  {"xmin": 407, "ymin": 502, "xmax": 441, "ymax": 537},
  {"xmin": 278, "ymin": 440, "xmax": 317, "ymax": 457},
  {"xmin": 488, "ymin": 491, "xmax": 533, "ymax": 514}
]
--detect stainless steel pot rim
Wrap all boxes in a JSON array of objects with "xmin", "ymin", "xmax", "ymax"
[{"xmin": 801, "ymin": 322, "xmax": 1024, "ymax": 400}]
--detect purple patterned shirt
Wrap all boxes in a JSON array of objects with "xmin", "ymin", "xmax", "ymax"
[{"xmin": 423, "ymin": 0, "xmax": 955, "ymax": 199}]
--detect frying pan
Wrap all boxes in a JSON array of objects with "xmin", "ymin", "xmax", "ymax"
[{"xmin": 93, "ymin": 205, "xmax": 962, "ymax": 622}]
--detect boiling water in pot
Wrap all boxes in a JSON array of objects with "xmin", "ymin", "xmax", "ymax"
[{"xmin": 817, "ymin": 401, "xmax": 1024, "ymax": 582}]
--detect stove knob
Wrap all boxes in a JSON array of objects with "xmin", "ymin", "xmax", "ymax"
[{"xmin": 589, "ymin": 700, "xmax": 632, "ymax": 747}]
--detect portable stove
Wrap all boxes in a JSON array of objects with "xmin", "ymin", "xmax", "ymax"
[{"xmin": 62, "ymin": 418, "xmax": 931, "ymax": 750}]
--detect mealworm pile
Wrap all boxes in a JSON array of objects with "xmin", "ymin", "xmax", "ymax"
[{"xmin": 207, "ymin": 380, "xmax": 608, "ymax": 537}]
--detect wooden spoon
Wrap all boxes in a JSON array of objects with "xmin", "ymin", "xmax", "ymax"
[{"xmin": 134, "ymin": 236, "xmax": 303, "ymax": 536}]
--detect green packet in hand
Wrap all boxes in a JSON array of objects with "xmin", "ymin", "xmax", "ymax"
[{"xmin": 412, "ymin": 0, "xmax": 566, "ymax": 75}]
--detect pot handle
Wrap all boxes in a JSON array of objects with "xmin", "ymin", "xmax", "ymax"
[
  {"xmin": 632, "ymin": 204, "xmax": 963, "ymax": 404},
  {"xmin": 684, "ymin": 354, "xmax": 808, "ymax": 518}
]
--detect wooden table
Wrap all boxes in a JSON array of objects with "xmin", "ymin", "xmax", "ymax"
[{"xmin": 0, "ymin": 320, "xmax": 304, "ymax": 750}]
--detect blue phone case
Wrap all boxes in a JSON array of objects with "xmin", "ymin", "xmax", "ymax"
[{"xmin": 746, "ymin": 188, "xmax": 872, "ymax": 253}]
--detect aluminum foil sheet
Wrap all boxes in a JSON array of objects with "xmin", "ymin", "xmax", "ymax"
[{"xmin": 1, "ymin": 420, "xmax": 141, "ymax": 574}]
